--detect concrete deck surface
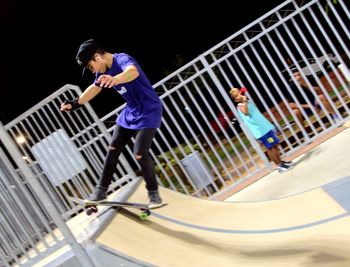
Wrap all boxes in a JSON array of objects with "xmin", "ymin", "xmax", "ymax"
[
  {"xmin": 34, "ymin": 121, "xmax": 350, "ymax": 267},
  {"xmin": 226, "ymin": 122, "xmax": 350, "ymax": 202}
]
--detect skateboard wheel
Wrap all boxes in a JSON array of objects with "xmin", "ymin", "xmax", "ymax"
[
  {"xmin": 139, "ymin": 210, "xmax": 151, "ymax": 220},
  {"xmin": 86, "ymin": 208, "xmax": 93, "ymax": 216},
  {"xmin": 91, "ymin": 206, "xmax": 98, "ymax": 212},
  {"xmin": 86, "ymin": 206, "xmax": 98, "ymax": 216}
]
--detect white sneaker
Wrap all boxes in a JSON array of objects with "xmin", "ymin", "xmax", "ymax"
[
  {"xmin": 282, "ymin": 160, "xmax": 293, "ymax": 167},
  {"xmin": 148, "ymin": 190, "xmax": 162, "ymax": 208},
  {"xmin": 277, "ymin": 163, "xmax": 293, "ymax": 173},
  {"xmin": 333, "ymin": 116, "xmax": 343, "ymax": 126}
]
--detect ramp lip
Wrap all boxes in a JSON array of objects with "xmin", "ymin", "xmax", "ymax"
[
  {"xmin": 225, "ymin": 176, "xmax": 350, "ymax": 203},
  {"xmin": 151, "ymin": 212, "xmax": 349, "ymax": 234}
]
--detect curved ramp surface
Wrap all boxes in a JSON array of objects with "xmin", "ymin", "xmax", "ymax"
[{"xmin": 96, "ymin": 177, "xmax": 350, "ymax": 267}]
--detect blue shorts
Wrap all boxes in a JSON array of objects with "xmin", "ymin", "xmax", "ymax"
[{"xmin": 257, "ymin": 130, "xmax": 280, "ymax": 149}]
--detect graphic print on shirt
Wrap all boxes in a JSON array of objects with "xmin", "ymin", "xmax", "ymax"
[{"xmin": 117, "ymin": 86, "xmax": 127, "ymax": 95}]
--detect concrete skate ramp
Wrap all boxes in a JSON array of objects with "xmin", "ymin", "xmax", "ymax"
[{"xmin": 96, "ymin": 177, "xmax": 350, "ymax": 267}]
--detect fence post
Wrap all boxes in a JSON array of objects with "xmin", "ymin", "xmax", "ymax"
[
  {"xmin": 0, "ymin": 121, "xmax": 96, "ymax": 267},
  {"xmin": 199, "ymin": 55, "xmax": 273, "ymax": 169}
]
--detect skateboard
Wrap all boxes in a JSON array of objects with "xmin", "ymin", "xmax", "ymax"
[{"xmin": 69, "ymin": 196, "xmax": 167, "ymax": 220}]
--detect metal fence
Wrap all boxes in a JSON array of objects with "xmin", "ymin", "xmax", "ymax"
[
  {"xmin": 0, "ymin": 120, "xmax": 96, "ymax": 267},
  {"xmin": 148, "ymin": 0, "xmax": 350, "ymax": 197},
  {"xmin": 1, "ymin": 0, "xmax": 349, "ymax": 265}
]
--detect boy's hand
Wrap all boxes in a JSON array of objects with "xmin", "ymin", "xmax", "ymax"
[
  {"xmin": 60, "ymin": 98, "xmax": 81, "ymax": 112},
  {"xmin": 97, "ymin": 75, "xmax": 117, "ymax": 88}
]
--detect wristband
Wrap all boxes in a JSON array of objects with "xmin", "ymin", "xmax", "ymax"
[{"xmin": 63, "ymin": 97, "xmax": 82, "ymax": 111}]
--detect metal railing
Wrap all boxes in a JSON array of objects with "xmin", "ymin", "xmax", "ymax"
[
  {"xmin": 0, "ymin": 121, "xmax": 95, "ymax": 267},
  {"xmin": 1, "ymin": 0, "xmax": 349, "ymax": 265}
]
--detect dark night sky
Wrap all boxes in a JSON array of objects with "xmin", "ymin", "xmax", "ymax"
[{"xmin": 0, "ymin": 0, "xmax": 284, "ymax": 123}]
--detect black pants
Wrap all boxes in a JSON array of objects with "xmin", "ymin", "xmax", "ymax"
[{"xmin": 99, "ymin": 125, "xmax": 158, "ymax": 192}]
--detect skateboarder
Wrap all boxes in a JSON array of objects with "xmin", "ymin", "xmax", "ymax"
[{"xmin": 60, "ymin": 39, "xmax": 163, "ymax": 207}]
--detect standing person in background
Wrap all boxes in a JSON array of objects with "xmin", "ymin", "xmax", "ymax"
[
  {"xmin": 230, "ymin": 87, "xmax": 292, "ymax": 173},
  {"xmin": 60, "ymin": 39, "xmax": 163, "ymax": 207}
]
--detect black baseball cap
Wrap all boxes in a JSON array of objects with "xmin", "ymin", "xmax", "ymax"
[
  {"xmin": 75, "ymin": 39, "xmax": 99, "ymax": 71},
  {"xmin": 290, "ymin": 67, "xmax": 299, "ymax": 73}
]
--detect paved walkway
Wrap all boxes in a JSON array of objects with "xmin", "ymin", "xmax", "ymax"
[{"xmin": 225, "ymin": 121, "xmax": 350, "ymax": 202}]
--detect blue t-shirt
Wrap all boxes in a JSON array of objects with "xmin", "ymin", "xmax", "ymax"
[
  {"xmin": 237, "ymin": 100, "xmax": 274, "ymax": 139},
  {"xmin": 94, "ymin": 53, "xmax": 162, "ymax": 130}
]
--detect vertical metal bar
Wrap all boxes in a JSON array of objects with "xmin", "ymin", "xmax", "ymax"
[
  {"xmin": 319, "ymin": 1, "xmax": 350, "ymax": 68},
  {"xmin": 192, "ymin": 62, "xmax": 251, "ymax": 176},
  {"xmin": 200, "ymin": 54, "xmax": 271, "ymax": 170},
  {"xmin": 259, "ymin": 24, "xmax": 311, "ymax": 143},
  {"xmin": 254, "ymin": 31, "xmax": 304, "ymax": 148},
  {"xmin": 0, "ymin": 121, "xmax": 96, "ymax": 267},
  {"xmin": 190, "ymin": 73, "xmax": 246, "ymax": 178},
  {"xmin": 0, "ymin": 139, "xmax": 56, "ymax": 245},
  {"xmin": 288, "ymin": 14, "xmax": 347, "ymax": 118}
]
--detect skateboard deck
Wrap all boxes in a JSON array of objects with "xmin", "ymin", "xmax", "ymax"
[{"xmin": 69, "ymin": 196, "xmax": 167, "ymax": 219}]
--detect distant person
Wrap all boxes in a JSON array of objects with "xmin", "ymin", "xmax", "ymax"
[
  {"xmin": 60, "ymin": 39, "xmax": 163, "ymax": 207},
  {"xmin": 230, "ymin": 87, "xmax": 292, "ymax": 173},
  {"xmin": 286, "ymin": 69, "xmax": 341, "ymax": 129}
]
